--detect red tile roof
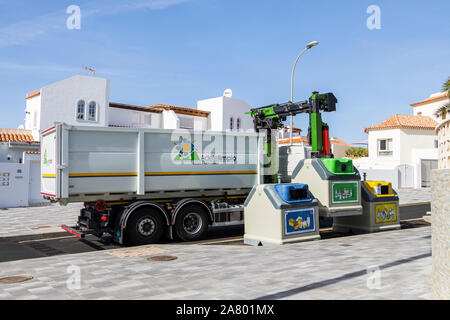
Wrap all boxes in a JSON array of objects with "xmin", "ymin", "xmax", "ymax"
[
  {"xmin": 26, "ymin": 89, "xmax": 41, "ymax": 100},
  {"xmin": 278, "ymin": 136, "xmax": 308, "ymax": 144},
  {"xmin": 282, "ymin": 125, "xmax": 302, "ymax": 133},
  {"xmin": 148, "ymin": 104, "xmax": 210, "ymax": 118},
  {"xmin": 0, "ymin": 129, "xmax": 38, "ymax": 143},
  {"xmin": 330, "ymin": 137, "xmax": 351, "ymax": 147},
  {"xmin": 410, "ymin": 92, "xmax": 449, "ymax": 107},
  {"xmin": 279, "ymin": 136, "xmax": 351, "ymax": 146},
  {"xmin": 364, "ymin": 114, "xmax": 438, "ymax": 133},
  {"xmin": 109, "ymin": 102, "xmax": 163, "ymax": 114}
]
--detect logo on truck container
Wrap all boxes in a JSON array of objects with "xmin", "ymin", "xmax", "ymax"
[{"xmin": 173, "ymin": 136, "xmax": 200, "ymax": 161}]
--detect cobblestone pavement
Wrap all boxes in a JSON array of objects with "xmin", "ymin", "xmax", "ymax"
[
  {"xmin": 0, "ymin": 203, "xmax": 82, "ymax": 238},
  {"xmin": 0, "ymin": 189, "xmax": 431, "ymax": 239},
  {"xmin": 0, "ymin": 227, "xmax": 432, "ymax": 300}
]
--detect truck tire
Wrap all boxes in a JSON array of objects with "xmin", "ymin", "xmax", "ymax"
[
  {"xmin": 175, "ymin": 204, "xmax": 209, "ymax": 242},
  {"xmin": 125, "ymin": 207, "xmax": 165, "ymax": 246}
]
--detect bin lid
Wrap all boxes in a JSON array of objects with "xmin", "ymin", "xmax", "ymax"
[
  {"xmin": 274, "ymin": 183, "xmax": 312, "ymax": 203},
  {"xmin": 361, "ymin": 181, "xmax": 399, "ymax": 203},
  {"xmin": 321, "ymin": 158, "xmax": 356, "ymax": 175},
  {"xmin": 363, "ymin": 181, "xmax": 395, "ymax": 197}
]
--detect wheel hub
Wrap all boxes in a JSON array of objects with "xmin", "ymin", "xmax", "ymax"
[
  {"xmin": 137, "ymin": 217, "xmax": 156, "ymax": 236},
  {"xmin": 183, "ymin": 212, "xmax": 202, "ymax": 235}
]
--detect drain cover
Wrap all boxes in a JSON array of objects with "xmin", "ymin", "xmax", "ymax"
[
  {"xmin": 0, "ymin": 275, "xmax": 34, "ymax": 284},
  {"xmin": 147, "ymin": 255, "xmax": 178, "ymax": 262}
]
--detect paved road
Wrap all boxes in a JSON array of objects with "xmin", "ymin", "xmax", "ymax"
[
  {"xmin": 0, "ymin": 226, "xmax": 433, "ymax": 300},
  {"xmin": 0, "ymin": 195, "xmax": 431, "ymax": 264},
  {"xmin": 0, "ymin": 216, "xmax": 430, "ymax": 263}
]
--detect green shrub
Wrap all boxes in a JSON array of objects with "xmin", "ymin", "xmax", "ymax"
[{"xmin": 345, "ymin": 147, "xmax": 368, "ymax": 158}]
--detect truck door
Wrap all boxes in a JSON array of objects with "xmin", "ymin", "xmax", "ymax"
[{"xmin": 40, "ymin": 126, "xmax": 59, "ymax": 199}]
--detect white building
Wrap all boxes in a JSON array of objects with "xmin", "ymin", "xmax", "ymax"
[
  {"xmin": 355, "ymin": 114, "xmax": 438, "ymax": 188},
  {"xmin": 0, "ymin": 128, "xmax": 44, "ymax": 207},
  {"xmin": 0, "ymin": 128, "xmax": 39, "ymax": 163},
  {"xmin": 25, "ymin": 76, "xmax": 110, "ymax": 141},
  {"xmin": 278, "ymin": 134, "xmax": 353, "ymax": 158},
  {"xmin": 24, "ymin": 76, "xmax": 255, "ymax": 140},
  {"xmin": 410, "ymin": 91, "xmax": 449, "ymax": 123}
]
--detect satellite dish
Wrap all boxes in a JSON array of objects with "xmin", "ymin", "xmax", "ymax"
[{"xmin": 223, "ymin": 89, "xmax": 233, "ymax": 98}]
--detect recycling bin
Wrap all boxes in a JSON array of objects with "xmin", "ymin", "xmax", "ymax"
[
  {"xmin": 244, "ymin": 183, "xmax": 320, "ymax": 246},
  {"xmin": 291, "ymin": 158, "xmax": 363, "ymax": 218},
  {"xmin": 333, "ymin": 180, "xmax": 400, "ymax": 233}
]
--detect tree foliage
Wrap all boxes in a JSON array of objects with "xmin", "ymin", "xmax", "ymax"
[
  {"xmin": 442, "ymin": 77, "xmax": 450, "ymax": 96},
  {"xmin": 345, "ymin": 147, "xmax": 368, "ymax": 158}
]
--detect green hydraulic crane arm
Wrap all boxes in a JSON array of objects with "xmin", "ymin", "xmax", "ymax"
[{"xmin": 246, "ymin": 91, "xmax": 337, "ymax": 166}]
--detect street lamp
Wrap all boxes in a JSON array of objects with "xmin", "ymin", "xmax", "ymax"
[{"xmin": 289, "ymin": 40, "xmax": 319, "ymax": 145}]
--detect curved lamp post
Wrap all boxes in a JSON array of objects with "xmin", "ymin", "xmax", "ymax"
[{"xmin": 289, "ymin": 40, "xmax": 319, "ymax": 145}]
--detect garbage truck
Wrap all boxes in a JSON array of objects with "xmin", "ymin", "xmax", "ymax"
[
  {"xmin": 41, "ymin": 91, "xmax": 362, "ymax": 245},
  {"xmin": 40, "ymin": 123, "xmax": 268, "ymax": 245}
]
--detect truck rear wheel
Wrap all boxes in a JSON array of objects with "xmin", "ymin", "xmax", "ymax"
[
  {"xmin": 175, "ymin": 204, "xmax": 209, "ymax": 242},
  {"xmin": 125, "ymin": 208, "xmax": 165, "ymax": 246}
]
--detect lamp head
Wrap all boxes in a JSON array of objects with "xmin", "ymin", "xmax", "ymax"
[{"xmin": 306, "ymin": 41, "xmax": 319, "ymax": 49}]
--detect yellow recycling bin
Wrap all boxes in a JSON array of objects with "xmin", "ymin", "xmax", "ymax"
[{"xmin": 333, "ymin": 180, "xmax": 401, "ymax": 233}]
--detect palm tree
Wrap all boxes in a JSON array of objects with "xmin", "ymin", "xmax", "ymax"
[
  {"xmin": 442, "ymin": 77, "xmax": 450, "ymax": 96},
  {"xmin": 436, "ymin": 77, "xmax": 450, "ymax": 120}
]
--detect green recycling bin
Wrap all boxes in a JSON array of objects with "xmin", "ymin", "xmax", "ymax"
[{"xmin": 291, "ymin": 158, "xmax": 363, "ymax": 218}]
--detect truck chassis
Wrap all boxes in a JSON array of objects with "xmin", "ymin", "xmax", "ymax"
[{"xmin": 59, "ymin": 188, "xmax": 250, "ymax": 245}]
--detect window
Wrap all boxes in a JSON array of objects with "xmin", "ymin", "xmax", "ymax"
[
  {"xmin": 179, "ymin": 117, "xmax": 194, "ymax": 129},
  {"xmin": 32, "ymin": 111, "xmax": 38, "ymax": 129},
  {"xmin": 434, "ymin": 140, "xmax": 438, "ymax": 148},
  {"xmin": 237, "ymin": 118, "xmax": 241, "ymax": 131},
  {"xmin": 378, "ymin": 138, "xmax": 393, "ymax": 156},
  {"xmin": 230, "ymin": 117, "xmax": 234, "ymax": 130},
  {"xmin": 88, "ymin": 101, "xmax": 96, "ymax": 121},
  {"xmin": 77, "ymin": 100, "xmax": 85, "ymax": 120}
]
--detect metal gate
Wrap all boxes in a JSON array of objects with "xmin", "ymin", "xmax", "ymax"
[
  {"xmin": 397, "ymin": 164, "xmax": 414, "ymax": 188},
  {"xmin": 421, "ymin": 159, "xmax": 438, "ymax": 188}
]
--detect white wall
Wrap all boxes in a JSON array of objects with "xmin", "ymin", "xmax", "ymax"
[
  {"xmin": 109, "ymin": 107, "xmax": 162, "ymax": 128},
  {"xmin": 0, "ymin": 163, "xmax": 29, "ymax": 208},
  {"xmin": 367, "ymin": 128, "xmax": 401, "ymax": 166},
  {"xmin": 162, "ymin": 110, "xmax": 179, "ymax": 129},
  {"xmin": 361, "ymin": 127, "xmax": 438, "ymax": 188},
  {"xmin": 25, "ymin": 94, "xmax": 42, "ymax": 140},
  {"xmin": 0, "ymin": 155, "xmax": 47, "ymax": 208},
  {"xmin": 38, "ymin": 75, "xmax": 110, "ymax": 132},
  {"xmin": 0, "ymin": 144, "xmax": 24, "ymax": 163},
  {"xmin": 197, "ymin": 97, "xmax": 223, "ymax": 131},
  {"xmin": 197, "ymin": 96, "xmax": 254, "ymax": 132},
  {"xmin": 24, "ymin": 153, "xmax": 46, "ymax": 204},
  {"xmin": 332, "ymin": 144, "xmax": 352, "ymax": 158},
  {"xmin": 399, "ymin": 129, "xmax": 437, "ymax": 164},
  {"xmin": 222, "ymin": 97, "xmax": 254, "ymax": 132},
  {"xmin": 413, "ymin": 94, "xmax": 450, "ymax": 123}
]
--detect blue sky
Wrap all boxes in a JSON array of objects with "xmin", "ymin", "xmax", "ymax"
[{"xmin": 0, "ymin": 0, "xmax": 449, "ymax": 143}]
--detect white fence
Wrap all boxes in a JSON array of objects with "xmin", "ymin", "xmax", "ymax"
[{"xmin": 358, "ymin": 164, "xmax": 415, "ymax": 190}]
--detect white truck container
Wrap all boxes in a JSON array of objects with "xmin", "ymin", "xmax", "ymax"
[{"xmin": 41, "ymin": 123, "xmax": 266, "ymax": 245}]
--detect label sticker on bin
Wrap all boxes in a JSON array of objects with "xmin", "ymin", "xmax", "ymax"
[
  {"xmin": 374, "ymin": 203, "xmax": 397, "ymax": 225},
  {"xmin": 284, "ymin": 208, "xmax": 316, "ymax": 236},
  {"xmin": 331, "ymin": 181, "xmax": 359, "ymax": 204}
]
